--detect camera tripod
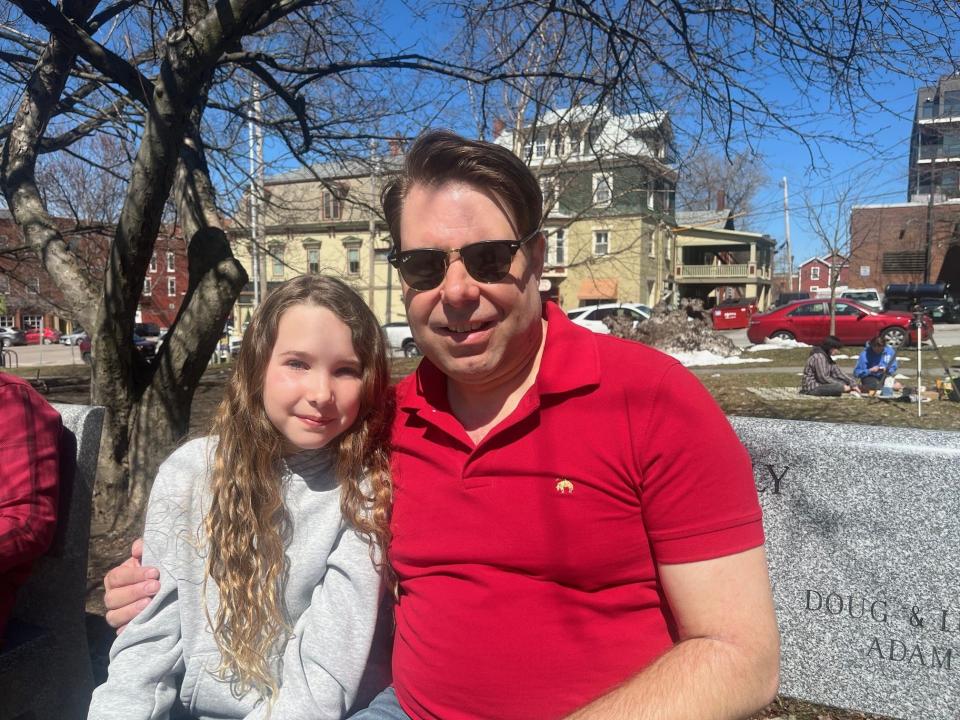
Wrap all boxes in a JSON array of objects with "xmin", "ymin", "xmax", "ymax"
[{"xmin": 913, "ymin": 308, "xmax": 958, "ymax": 403}]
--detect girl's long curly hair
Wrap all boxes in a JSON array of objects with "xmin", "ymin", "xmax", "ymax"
[{"xmin": 203, "ymin": 275, "xmax": 393, "ymax": 703}]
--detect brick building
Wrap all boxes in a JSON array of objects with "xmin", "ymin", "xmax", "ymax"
[
  {"xmin": 796, "ymin": 254, "xmax": 850, "ymax": 294},
  {"xmin": 849, "ymin": 202, "xmax": 960, "ymax": 292},
  {"xmin": 0, "ymin": 209, "xmax": 188, "ymax": 334},
  {"xmin": 138, "ymin": 233, "xmax": 189, "ymax": 327}
]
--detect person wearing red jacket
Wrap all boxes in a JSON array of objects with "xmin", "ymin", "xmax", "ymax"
[{"xmin": 0, "ymin": 372, "xmax": 61, "ymax": 639}]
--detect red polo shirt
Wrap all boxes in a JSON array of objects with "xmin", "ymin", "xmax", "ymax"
[{"xmin": 389, "ymin": 303, "xmax": 763, "ymax": 720}]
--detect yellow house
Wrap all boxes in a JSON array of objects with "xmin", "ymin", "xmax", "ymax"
[{"xmin": 232, "ymin": 156, "xmax": 409, "ymax": 326}]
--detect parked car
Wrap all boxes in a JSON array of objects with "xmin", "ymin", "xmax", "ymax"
[
  {"xmin": 133, "ymin": 333, "xmax": 157, "ymax": 360},
  {"xmin": 134, "ymin": 322, "xmax": 163, "ymax": 340},
  {"xmin": 382, "ymin": 322, "xmax": 421, "ymax": 357},
  {"xmin": 711, "ymin": 298, "xmax": 758, "ymax": 330},
  {"xmin": 771, "ymin": 291, "xmax": 811, "ymax": 308},
  {"xmin": 747, "ymin": 299, "xmax": 933, "ymax": 348},
  {"xmin": 25, "ymin": 327, "xmax": 62, "ymax": 345},
  {"xmin": 839, "ymin": 288, "xmax": 882, "ymax": 311},
  {"xmin": 920, "ymin": 296, "xmax": 960, "ymax": 324},
  {"xmin": 0, "ymin": 325, "xmax": 26, "ymax": 347},
  {"xmin": 566, "ymin": 303, "xmax": 651, "ymax": 334},
  {"xmin": 60, "ymin": 328, "xmax": 87, "ymax": 345}
]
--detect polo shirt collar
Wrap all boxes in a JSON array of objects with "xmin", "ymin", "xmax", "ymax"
[{"xmin": 399, "ymin": 301, "xmax": 601, "ymax": 416}]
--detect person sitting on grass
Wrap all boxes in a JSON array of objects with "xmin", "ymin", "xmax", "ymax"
[
  {"xmin": 854, "ymin": 335, "xmax": 901, "ymax": 394},
  {"xmin": 800, "ymin": 336, "xmax": 858, "ymax": 397}
]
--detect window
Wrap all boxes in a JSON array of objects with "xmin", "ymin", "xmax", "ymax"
[
  {"xmin": 167, "ymin": 277, "xmax": 176, "ymax": 297},
  {"xmin": 593, "ymin": 173, "xmax": 612, "ymax": 207},
  {"xmin": 0, "ymin": 276, "xmax": 8, "ymax": 292},
  {"xmin": 322, "ymin": 190, "xmax": 342, "ymax": 220},
  {"xmin": 553, "ymin": 134, "xmax": 564, "ymax": 156},
  {"xmin": 28, "ymin": 277, "xmax": 40, "ymax": 294},
  {"xmin": 593, "ymin": 230, "xmax": 609, "ymax": 256},
  {"xmin": 944, "ymin": 90, "xmax": 960, "ymax": 117},
  {"xmin": 166, "ymin": 252, "xmax": 175, "ymax": 272},
  {"xmin": 834, "ymin": 302, "xmax": 861, "ymax": 316},
  {"xmin": 548, "ymin": 229, "xmax": 565, "ymax": 266},
  {"xmin": 860, "ymin": 265, "xmax": 870, "ymax": 277},
  {"xmin": 347, "ymin": 248, "xmax": 361, "ymax": 275},
  {"xmin": 149, "ymin": 253, "xmax": 157, "ymax": 273},
  {"xmin": 0, "ymin": 315, "xmax": 13, "ymax": 326},
  {"xmin": 375, "ymin": 248, "xmax": 390, "ymax": 264},
  {"xmin": 534, "ymin": 135, "xmax": 546, "ymax": 158},
  {"xmin": 143, "ymin": 278, "xmax": 152, "ymax": 295},
  {"xmin": 809, "ymin": 266, "xmax": 821, "ymax": 280},
  {"xmin": 788, "ymin": 302, "xmax": 826, "ymax": 317},
  {"xmin": 809, "ymin": 286, "xmax": 819, "ymax": 293},
  {"xmin": 23, "ymin": 314, "xmax": 41, "ymax": 329},
  {"xmin": 308, "ymin": 248, "xmax": 320, "ymax": 274},
  {"xmin": 270, "ymin": 245, "xmax": 284, "ymax": 279},
  {"xmin": 567, "ymin": 134, "xmax": 581, "ymax": 156},
  {"xmin": 540, "ymin": 176, "xmax": 557, "ymax": 208},
  {"xmin": 647, "ymin": 183, "xmax": 656, "ymax": 210}
]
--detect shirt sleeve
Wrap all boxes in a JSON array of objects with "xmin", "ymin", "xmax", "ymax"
[
  {"xmin": 854, "ymin": 351, "xmax": 869, "ymax": 378},
  {"xmin": 244, "ymin": 526, "xmax": 382, "ymax": 720},
  {"xmin": 0, "ymin": 381, "xmax": 61, "ymax": 574},
  {"xmin": 87, "ymin": 461, "xmax": 188, "ymax": 720},
  {"xmin": 810, "ymin": 354, "xmax": 833, "ymax": 385},
  {"xmin": 638, "ymin": 364, "xmax": 764, "ymax": 565}
]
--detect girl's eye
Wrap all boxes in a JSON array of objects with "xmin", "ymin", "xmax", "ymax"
[
  {"xmin": 285, "ymin": 359, "xmax": 308, "ymax": 370},
  {"xmin": 335, "ymin": 366, "xmax": 362, "ymax": 378}
]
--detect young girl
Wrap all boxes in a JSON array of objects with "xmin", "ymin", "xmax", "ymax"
[{"xmin": 88, "ymin": 275, "xmax": 393, "ymax": 720}]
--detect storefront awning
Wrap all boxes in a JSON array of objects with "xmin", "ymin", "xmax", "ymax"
[{"xmin": 577, "ymin": 278, "xmax": 618, "ymax": 301}]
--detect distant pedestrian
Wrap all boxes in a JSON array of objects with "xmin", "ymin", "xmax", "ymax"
[
  {"xmin": 854, "ymin": 335, "xmax": 901, "ymax": 393},
  {"xmin": 800, "ymin": 336, "xmax": 857, "ymax": 397}
]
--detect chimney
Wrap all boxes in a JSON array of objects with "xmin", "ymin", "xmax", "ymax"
[
  {"xmin": 388, "ymin": 136, "xmax": 403, "ymax": 156},
  {"xmin": 716, "ymin": 189, "xmax": 726, "ymax": 212},
  {"xmin": 493, "ymin": 118, "xmax": 506, "ymax": 139}
]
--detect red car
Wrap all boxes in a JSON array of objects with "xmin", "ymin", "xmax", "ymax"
[
  {"xmin": 25, "ymin": 327, "xmax": 63, "ymax": 345},
  {"xmin": 747, "ymin": 299, "xmax": 933, "ymax": 348}
]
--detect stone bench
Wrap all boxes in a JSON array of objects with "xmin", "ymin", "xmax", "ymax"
[
  {"xmin": 732, "ymin": 416, "xmax": 960, "ymax": 720},
  {"xmin": 0, "ymin": 404, "xmax": 104, "ymax": 720}
]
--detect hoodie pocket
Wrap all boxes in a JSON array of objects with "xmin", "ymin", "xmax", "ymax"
[{"xmin": 184, "ymin": 652, "xmax": 261, "ymax": 717}]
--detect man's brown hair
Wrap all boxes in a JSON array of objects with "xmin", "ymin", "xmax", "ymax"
[{"xmin": 381, "ymin": 129, "xmax": 542, "ymax": 251}]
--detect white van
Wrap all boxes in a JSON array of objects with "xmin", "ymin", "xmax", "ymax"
[{"xmin": 839, "ymin": 288, "xmax": 883, "ymax": 311}]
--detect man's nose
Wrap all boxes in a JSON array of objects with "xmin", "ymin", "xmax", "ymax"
[{"xmin": 439, "ymin": 251, "xmax": 480, "ymax": 305}]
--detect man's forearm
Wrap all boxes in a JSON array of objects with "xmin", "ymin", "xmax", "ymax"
[{"xmin": 565, "ymin": 633, "xmax": 779, "ymax": 720}]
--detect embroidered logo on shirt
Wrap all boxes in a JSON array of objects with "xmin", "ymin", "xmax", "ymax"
[{"xmin": 555, "ymin": 478, "xmax": 574, "ymax": 495}]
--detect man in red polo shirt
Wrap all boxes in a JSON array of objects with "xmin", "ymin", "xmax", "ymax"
[
  {"xmin": 104, "ymin": 131, "xmax": 779, "ymax": 719},
  {"xmin": 0, "ymin": 372, "xmax": 61, "ymax": 640}
]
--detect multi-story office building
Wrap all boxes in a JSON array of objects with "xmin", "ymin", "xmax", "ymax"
[{"xmin": 908, "ymin": 74, "xmax": 960, "ymax": 203}]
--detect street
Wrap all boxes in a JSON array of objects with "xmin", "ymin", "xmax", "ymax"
[{"xmin": 1, "ymin": 343, "xmax": 89, "ymax": 368}]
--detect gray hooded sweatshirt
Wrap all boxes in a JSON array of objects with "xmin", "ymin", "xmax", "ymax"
[{"xmin": 88, "ymin": 437, "xmax": 381, "ymax": 720}]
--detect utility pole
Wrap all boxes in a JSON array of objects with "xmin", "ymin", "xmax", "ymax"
[
  {"xmin": 248, "ymin": 82, "xmax": 263, "ymax": 309},
  {"xmin": 780, "ymin": 177, "xmax": 793, "ymax": 291},
  {"xmin": 368, "ymin": 140, "xmax": 378, "ymax": 310}
]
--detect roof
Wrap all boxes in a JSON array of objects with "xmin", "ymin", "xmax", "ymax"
[
  {"xmin": 674, "ymin": 210, "xmax": 734, "ymax": 231},
  {"xmin": 495, "ymin": 105, "xmax": 670, "ymax": 161},
  {"xmin": 266, "ymin": 154, "xmax": 404, "ymax": 185}
]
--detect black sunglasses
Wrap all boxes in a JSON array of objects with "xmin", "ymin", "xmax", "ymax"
[{"xmin": 388, "ymin": 230, "xmax": 540, "ymax": 291}]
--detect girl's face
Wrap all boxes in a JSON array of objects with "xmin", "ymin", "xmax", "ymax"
[{"xmin": 263, "ymin": 303, "xmax": 364, "ymax": 455}]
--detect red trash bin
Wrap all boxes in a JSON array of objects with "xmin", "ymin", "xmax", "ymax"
[{"xmin": 711, "ymin": 300, "xmax": 756, "ymax": 330}]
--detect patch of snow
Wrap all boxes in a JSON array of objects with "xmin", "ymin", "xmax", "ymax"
[
  {"xmin": 894, "ymin": 373, "xmax": 910, "ymax": 380},
  {"xmin": 669, "ymin": 350, "xmax": 773, "ymax": 367},
  {"xmin": 833, "ymin": 354, "xmax": 853, "ymax": 360},
  {"xmin": 745, "ymin": 337, "xmax": 811, "ymax": 351}
]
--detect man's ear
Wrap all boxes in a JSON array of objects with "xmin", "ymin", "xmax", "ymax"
[{"xmin": 529, "ymin": 231, "xmax": 547, "ymax": 278}]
